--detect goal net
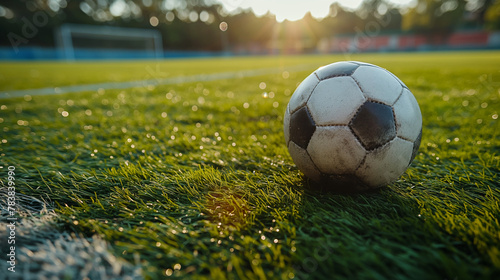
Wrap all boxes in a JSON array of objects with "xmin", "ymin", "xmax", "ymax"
[{"xmin": 55, "ymin": 24, "xmax": 163, "ymax": 60}]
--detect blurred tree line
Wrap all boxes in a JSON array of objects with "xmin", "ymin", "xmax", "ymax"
[{"xmin": 0, "ymin": 0, "xmax": 499, "ymax": 51}]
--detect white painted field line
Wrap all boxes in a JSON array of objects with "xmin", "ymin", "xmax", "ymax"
[{"xmin": 0, "ymin": 64, "xmax": 317, "ymax": 99}]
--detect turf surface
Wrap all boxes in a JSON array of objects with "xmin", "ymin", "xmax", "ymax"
[{"xmin": 0, "ymin": 51, "xmax": 499, "ymax": 279}]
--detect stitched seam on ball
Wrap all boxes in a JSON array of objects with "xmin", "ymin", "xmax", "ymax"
[
  {"xmin": 289, "ymin": 104, "xmax": 307, "ymax": 116},
  {"xmin": 366, "ymin": 98, "xmax": 392, "ymax": 107},
  {"xmin": 369, "ymin": 136, "xmax": 397, "ymax": 153},
  {"xmin": 305, "ymin": 148, "xmax": 323, "ymax": 176},
  {"xmin": 304, "ymin": 104, "xmax": 316, "ymax": 126},
  {"xmin": 397, "ymin": 135, "xmax": 413, "ymax": 143},
  {"xmin": 350, "ymin": 62, "xmax": 379, "ymax": 68},
  {"xmin": 350, "ymin": 75, "xmax": 366, "ymax": 98},
  {"xmin": 315, "ymin": 124, "xmax": 348, "ymax": 127},
  {"xmin": 353, "ymin": 153, "xmax": 367, "ymax": 173},
  {"xmin": 348, "ymin": 125, "xmax": 367, "ymax": 151},
  {"xmin": 304, "ymin": 77, "xmax": 320, "ymax": 105},
  {"xmin": 313, "ymin": 71, "xmax": 320, "ymax": 80},
  {"xmin": 289, "ymin": 79, "xmax": 320, "ymax": 115},
  {"xmin": 320, "ymin": 73, "xmax": 351, "ymax": 80},
  {"xmin": 388, "ymin": 71, "xmax": 409, "ymax": 89},
  {"xmin": 391, "ymin": 106, "xmax": 398, "ymax": 135},
  {"xmin": 391, "ymin": 87, "xmax": 404, "ymax": 106}
]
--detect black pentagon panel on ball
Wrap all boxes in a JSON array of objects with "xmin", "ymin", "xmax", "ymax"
[
  {"xmin": 289, "ymin": 106, "xmax": 316, "ymax": 149},
  {"xmin": 315, "ymin": 62, "xmax": 360, "ymax": 80},
  {"xmin": 350, "ymin": 101, "xmax": 396, "ymax": 150},
  {"xmin": 409, "ymin": 128, "xmax": 422, "ymax": 164}
]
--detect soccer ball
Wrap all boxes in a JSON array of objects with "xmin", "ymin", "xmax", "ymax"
[{"xmin": 284, "ymin": 61, "xmax": 422, "ymax": 191}]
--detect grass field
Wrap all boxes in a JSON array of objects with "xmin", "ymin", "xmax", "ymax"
[{"xmin": 0, "ymin": 51, "xmax": 499, "ymax": 279}]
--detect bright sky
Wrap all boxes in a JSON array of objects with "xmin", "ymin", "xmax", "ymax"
[{"xmin": 217, "ymin": 0, "xmax": 414, "ymax": 22}]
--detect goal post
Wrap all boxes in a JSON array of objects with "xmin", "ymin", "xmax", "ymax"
[{"xmin": 55, "ymin": 24, "xmax": 163, "ymax": 60}]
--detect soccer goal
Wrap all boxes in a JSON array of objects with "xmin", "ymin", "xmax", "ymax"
[{"xmin": 55, "ymin": 24, "xmax": 163, "ymax": 60}]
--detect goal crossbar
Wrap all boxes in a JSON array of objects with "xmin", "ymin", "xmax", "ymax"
[{"xmin": 55, "ymin": 24, "xmax": 163, "ymax": 60}]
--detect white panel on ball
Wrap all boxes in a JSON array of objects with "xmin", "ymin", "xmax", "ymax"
[
  {"xmin": 307, "ymin": 126, "xmax": 366, "ymax": 174},
  {"xmin": 393, "ymin": 89, "xmax": 422, "ymax": 142},
  {"xmin": 355, "ymin": 137, "xmax": 414, "ymax": 187},
  {"xmin": 352, "ymin": 66, "xmax": 403, "ymax": 105},
  {"xmin": 288, "ymin": 73, "xmax": 320, "ymax": 113},
  {"xmin": 288, "ymin": 141, "xmax": 323, "ymax": 182},
  {"xmin": 283, "ymin": 105, "xmax": 291, "ymax": 145},
  {"xmin": 307, "ymin": 77, "xmax": 365, "ymax": 126}
]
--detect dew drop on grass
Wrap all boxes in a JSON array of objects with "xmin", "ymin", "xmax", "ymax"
[
  {"xmin": 466, "ymin": 89, "xmax": 476, "ymax": 96},
  {"xmin": 262, "ymin": 92, "xmax": 268, "ymax": 98}
]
